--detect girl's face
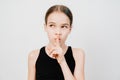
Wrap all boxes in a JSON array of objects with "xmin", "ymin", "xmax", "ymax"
[{"xmin": 45, "ymin": 12, "xmax": 71, "ymax": 46}]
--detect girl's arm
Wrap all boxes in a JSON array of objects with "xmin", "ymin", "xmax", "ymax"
[
  {"xmin": 28, "ymin": 50, "xmax": 39, "ymax": 80},
  {"xmin": 59, "ymin": 48, "xmax": 85, "ymax": 80},
  {"xmin": 50, "ymin": 39, "xmax": 85, "ymax": 80}
]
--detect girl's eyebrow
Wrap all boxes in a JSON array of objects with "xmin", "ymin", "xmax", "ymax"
[
  {"xmin": 48, "ymin": 22, "xmax": 70, "ymax": 25},
  {"xmin": 62, "ymin": 23, "xmax": 69, "ymax": 25},
  {"xmin": 48, "ymin": 22, "xmax": 55, "ymax": 24}
]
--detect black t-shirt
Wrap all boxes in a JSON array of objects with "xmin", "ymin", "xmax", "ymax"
[{"xmin": 35, "ymin": 46, "xmax": 75, "ymax": 80}]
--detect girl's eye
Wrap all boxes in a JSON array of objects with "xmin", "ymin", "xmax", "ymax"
[
  {"xmin": 49, "ymin": 24, "xmax": 55, "ymax": 27},
  {"xmin": 61, "ymin": 26, "xmax": 68, "ymax": 28}
]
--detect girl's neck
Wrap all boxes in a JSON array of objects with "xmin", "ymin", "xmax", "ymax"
[{"xmin": 45, "ymin": 43, "xmax": 68, "ymax": 58}]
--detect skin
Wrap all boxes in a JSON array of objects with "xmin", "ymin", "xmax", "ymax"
[{"xmin": 28, "ymin": 12, "xmax": 85, "ymax": 80}]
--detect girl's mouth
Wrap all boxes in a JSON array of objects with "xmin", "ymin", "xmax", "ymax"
[{"xmin": 55, "ymin": 38, "xmax": 61, "ymax": 40}]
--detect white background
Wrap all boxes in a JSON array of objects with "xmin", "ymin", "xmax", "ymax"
[{"xmin": 0, "ymin": 0, "xmax": 120, "ymax": 80}]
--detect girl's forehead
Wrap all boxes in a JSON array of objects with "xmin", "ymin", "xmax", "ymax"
[{"xmin": 47, "ymin": 12, "xmax": 70, "ymax": 24}]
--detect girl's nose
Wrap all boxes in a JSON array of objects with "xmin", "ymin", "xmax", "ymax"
[{"xmin": 55, "ymin": 28, "xmax": 61, "ymax": 35}]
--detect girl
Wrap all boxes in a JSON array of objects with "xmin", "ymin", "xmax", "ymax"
[{"xmin": 28, "ymin": 5, "xmax": 85, "ymax": 80}]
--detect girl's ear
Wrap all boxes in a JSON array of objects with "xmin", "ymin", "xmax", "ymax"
[
  {"xmin": 69, "ymin": 25, "xmax": 72, "ymax": 33},
  {"xmin": 44, "ymin": 23, "xmax": 47, "ymax": 32}
]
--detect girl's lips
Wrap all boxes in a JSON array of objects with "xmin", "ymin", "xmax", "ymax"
[{"xmin": 55, "ymin": 38, "xmax": 61, "ymax": 40}]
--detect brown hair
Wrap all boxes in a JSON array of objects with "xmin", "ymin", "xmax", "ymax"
[{"xmin": 45, "ymin": 5, "xmax": 73, "ymax": 26}]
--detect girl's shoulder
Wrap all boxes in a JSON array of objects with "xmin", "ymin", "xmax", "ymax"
[
  {"xmin": 28, "ymin": 49, "xmax": 40, "ymax": 57},
  {"xmin": 71, "ymin": 47, "xmax": 85, "ymax": 61},
  {"xmin": 28, "ymin": 49, "xmax": 40, "ymax": 65}
]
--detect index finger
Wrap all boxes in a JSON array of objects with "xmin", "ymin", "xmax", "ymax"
[{"xmin": 55, "ymin": 38, "xmax": 60, "ymax": 47}]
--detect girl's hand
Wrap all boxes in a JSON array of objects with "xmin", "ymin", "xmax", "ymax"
[{"xmin": 47, "ymin": 38, "xmax": 65, "ymax": 63}]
